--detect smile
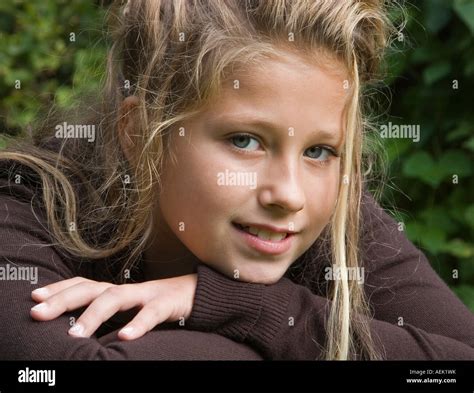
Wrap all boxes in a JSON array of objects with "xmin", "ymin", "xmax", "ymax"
[
  {"xmin": 234, "ymin": 223, "xmax": 288, "ymax": 241},
  {"xmin": 232, "ymin": 222, "xmax": 294, "ymax": 255}
]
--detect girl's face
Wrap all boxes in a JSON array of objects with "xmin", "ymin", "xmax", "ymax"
[{"xmin": 147, "ymin": 51, "xmax": 349, "ymax": 284}]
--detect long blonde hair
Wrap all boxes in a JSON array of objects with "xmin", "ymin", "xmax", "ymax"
[{"xmin": 0, "ymin": 0, "xmax": 397, "ymax": 359}]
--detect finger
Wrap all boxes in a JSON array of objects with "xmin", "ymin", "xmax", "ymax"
[
  {"xmin": 31, "ymin": 277, "xmax": 91, "ymax": 302},
  {"xmin": 30, "ymin": 281, "xmax": 114, "ymax": 321},
  {"xmin": 69, "ymin": 285, "xmax": 142, "ymax": 338},
  {"xmin": 117, "ymin": 298, "xmax": 171, "ymax": 341}
]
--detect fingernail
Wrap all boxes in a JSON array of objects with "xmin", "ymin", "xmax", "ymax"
[
  {"xmin": 32, "ymin": 288, "xmax": 49, "ymax": 297},
  {"xmin": 68, "ymin": 323, "xmax": 85, "ymax": 337},
  {"xmin": 119, "ymin": 326, "xmax": 135, "ymax": 337},
  {"xmin": 31, "ymin": 303, "xmax": 48, "ymax": 312}
]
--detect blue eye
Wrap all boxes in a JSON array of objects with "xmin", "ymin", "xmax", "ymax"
[
  {"xmin": 229, "ymin": 133, "xmax": 337, "ymax": 162},
  {"xmin": 305, "ymin": 146, "xmax": 332, "ymax": 161},
  {"xmin": 230, "ymin": 134, "xmax": 260, "ymax": 151}
]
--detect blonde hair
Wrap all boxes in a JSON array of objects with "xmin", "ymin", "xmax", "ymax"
[{"xmin": 0, "ymin": 0, "xmax": 397, "ymax": 359}]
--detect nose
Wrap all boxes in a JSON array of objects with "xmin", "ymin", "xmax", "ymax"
[{"xmin": 257, "ymin": 157, "xmax": 305, "ymax": 213}]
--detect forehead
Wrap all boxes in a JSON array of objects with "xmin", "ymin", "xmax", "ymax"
[{"xmin": 206, "ymin": 50, "xmax": 350, "ymax": 127}]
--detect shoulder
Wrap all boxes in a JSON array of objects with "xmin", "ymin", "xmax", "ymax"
[
  {"xmin": 359, "ymin": 190, "xmax": 415, "ymax": 262},
  {"xmin": 0, "ymin": 174, "xmax": 92, "ymax": 280}
]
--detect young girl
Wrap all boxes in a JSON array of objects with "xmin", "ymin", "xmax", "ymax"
[{"xmin": 1, "ymin": 0, "xmax": 473, "ymax": 361}]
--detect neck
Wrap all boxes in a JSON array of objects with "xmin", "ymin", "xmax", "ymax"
[
  {"xmin": 143, "ymin": 249, "xmax": 199, "ymax": 280},
  {"xmin": 142, "ymin": 210, "xmax": 199, "ymax": 280}
]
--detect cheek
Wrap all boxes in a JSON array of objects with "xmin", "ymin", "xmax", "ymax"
[
  {"xmin": 306, "ymin": 164, "xmax": 340, "ymax": 231},
  {"xmin": 157, "ymin": 145, "xmax": 248, "ymax": 257}
]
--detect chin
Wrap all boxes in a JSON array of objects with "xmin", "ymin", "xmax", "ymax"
[
  {"xmin": 202, "ymin": 257, "xmax": 288, "ymax": 285},
  {"xmin": 232, "ymin": 262, "xmax": 287, "ymax": 285}
]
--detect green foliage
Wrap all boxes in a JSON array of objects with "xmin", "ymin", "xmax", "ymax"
[
  {"xmin": 382, "ymin": 0, "xmax": 474, "ymax": 311},
  {"xmin": 0, "ymin": 0, "xmax": 106, "ymax": 136},
  {"xmin": 0, "ymin": 1, "xmax": 473, "ymax": 311}
]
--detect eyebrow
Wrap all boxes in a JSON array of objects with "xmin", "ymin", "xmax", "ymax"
[{"xmin": 211, "ymin": 115, "xmax": 341, "ymax": 144}]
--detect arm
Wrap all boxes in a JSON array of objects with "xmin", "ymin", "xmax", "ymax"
[
  {"xmin": 0, "ymin": 193, "xmax": 261, "ymax": 360},
  {"xmin": 187, "ymin": 193, "xmax": 474, "ymax": 360}
]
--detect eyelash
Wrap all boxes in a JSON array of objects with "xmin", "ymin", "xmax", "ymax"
[{"xmin": 227, "ymin": 133, "xmax": 339, "ymax": 167}]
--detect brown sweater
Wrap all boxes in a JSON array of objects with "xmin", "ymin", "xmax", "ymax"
[{"xmin": 0, "ymin": 175, "xmax": 473, "ymax": 360}]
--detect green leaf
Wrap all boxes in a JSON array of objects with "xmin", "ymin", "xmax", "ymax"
[
  {"xmin": 453, "ymin": 0, "xmax": 474, "ymax": 34},
  {"xmin": 438, "ymin": 150, "xmax": 472, "ymax": 178},
  {"xmin": 464, "ymin": 59, "xmax": 474, "ymax": 77},
  {"xmin": 410, "ymin": 47, "xmax": 434, "ymax": 65},
  {"xmin": 446, "ymin": 122, "xmax": 472, "ymax": 142},
  {"xmin": 420, "ymin": 207, "xmax": 457, "ymax": 235},
  {"xmin": 452, "ymin": 285, "xmax": 474, "ymax": 313},
  {"xmin": 55, "ymin": 86, "xmax": 75, "ymax": 109},
  {"xmin": 458, "ymin": 258, "xmax": 474, "ymax": 283},
  {"xmin": 406, "ymin": 221, "xmax": 447, "ymax": 255},
  {"xmin": 384, "ymin": 138, "xmax": 413, "ymax": 163},
  {"xmin": 0, "ymin": 135, "xmax": 8, "ymax": 149},
  {"xmin": 402, "ymin": 151, "xmax": 443, "ymax": 187},
  {"xmin": 463, "ymin": 136, "xmax": 474, "ymax": 152},
  {"xmin": 423, "ymin": 61, "xmax": 452, "ymax": 85},
  {"xmin": 465, "ymin": 205, "xmax": 474, "ymax": 229},
  {"xmin": 425, "ymin": 0, "xmax": 453, "ymax": 33},
  {"xmin": 442, "ymin": 239, "xmax": 474, "ymax": 258}
]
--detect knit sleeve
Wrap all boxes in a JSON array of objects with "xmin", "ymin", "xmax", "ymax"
[
  {"xmin": 0, "ymin": 189, "xmax": 262, "ymax": 360},
  {"xmin": 187, "ymin": 193, "xmax": 474, "ymax": 360}
]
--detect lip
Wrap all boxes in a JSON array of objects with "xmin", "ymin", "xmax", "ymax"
[
  {"xmin": 232, "ymin": 222, "xmax": 294, "ymax": 255},
  {"xmin": 235, "ymin": 222, "xmax": 298, "ymax": 234}
]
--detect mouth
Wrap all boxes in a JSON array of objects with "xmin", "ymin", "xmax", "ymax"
[
  {"xmin": 232, "ymin": 222, "xmax": 290, "ymax": 241},
  {"xmin": 231, "ymin": 221, "xmax": 295, "ymax": 256}
]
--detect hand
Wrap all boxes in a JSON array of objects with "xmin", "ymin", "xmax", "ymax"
[{"xmin": 30, "ymin": 274, "xmax": 198, "ymax": 340}]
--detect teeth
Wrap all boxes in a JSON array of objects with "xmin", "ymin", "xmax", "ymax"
[
  {"xmin": 248, "ymin": 226, "xmax": 259, "ymax": 235},
  {"xmin": 242, "ymin": 225, "xmax": 287, "ymax": 241}
]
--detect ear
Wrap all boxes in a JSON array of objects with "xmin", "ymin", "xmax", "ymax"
[{"xmin": 118, "ymin": 95, "xmax": 140, "ymax": 165}]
